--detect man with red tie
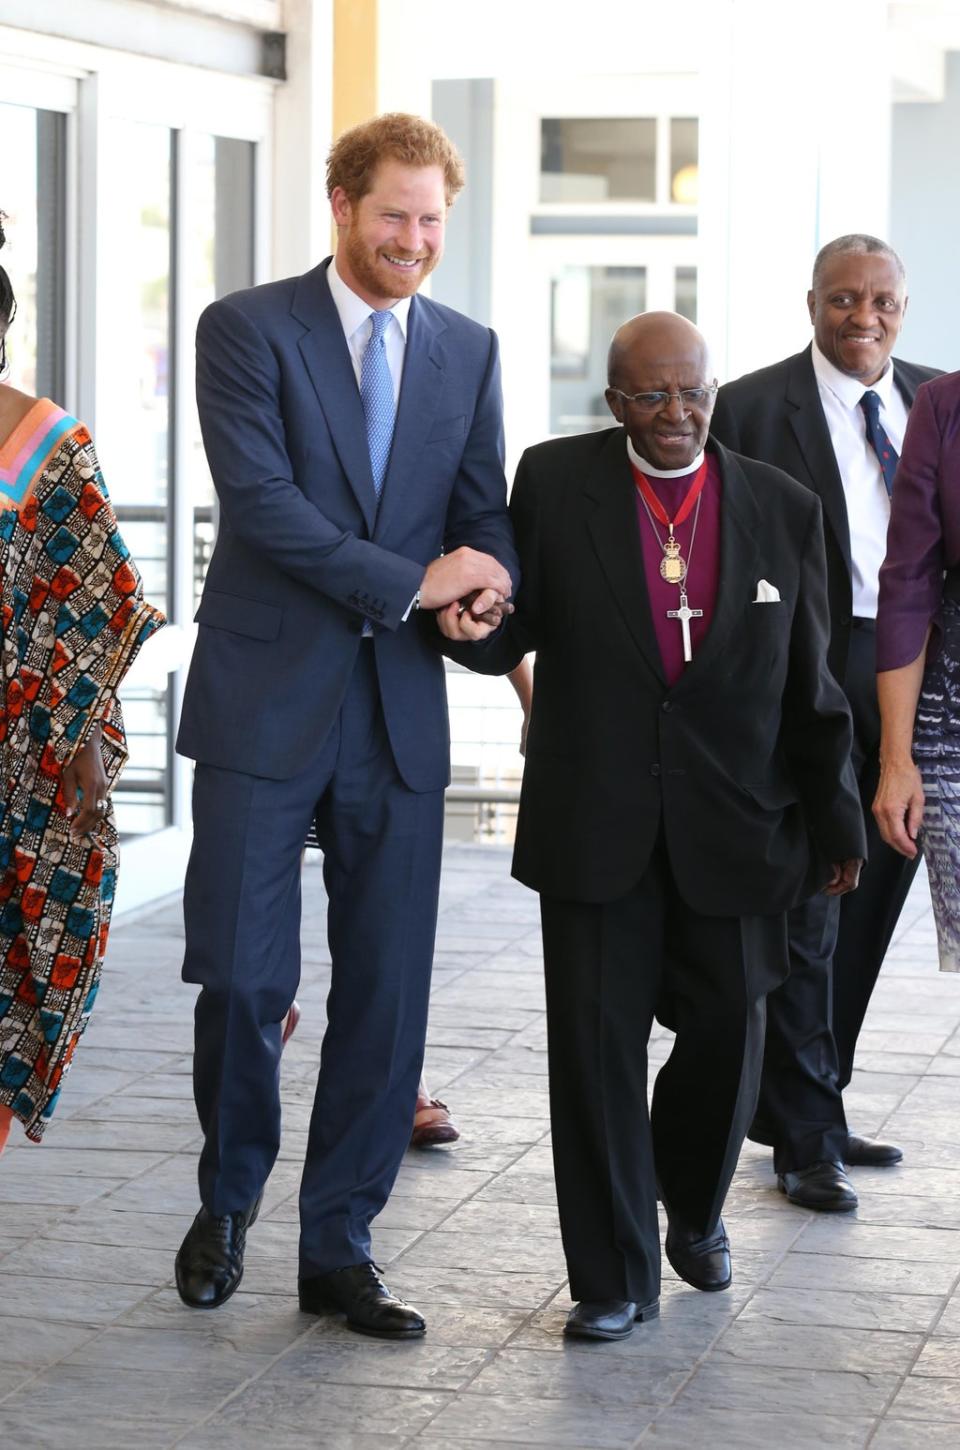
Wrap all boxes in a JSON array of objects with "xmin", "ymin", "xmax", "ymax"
[
  {"xmin": 444, "ymin": 311, "xmax": 865, "ymax": 1338},
  {"xmin": 711, "ymin": 237, "xmax": 941, "ymax": 1212}
]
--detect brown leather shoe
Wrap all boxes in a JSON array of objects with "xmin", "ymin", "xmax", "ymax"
[{"xmin": 410, "ymin": 1090, "xmax": 459, "ymax": 1148}]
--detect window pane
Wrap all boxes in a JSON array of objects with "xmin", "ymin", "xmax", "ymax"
[
  {"xmin": 550, "ymin": 266, "xmax": 646, "ymax": 433},
  {"xmin": 541, "ymin": 118, "xmax": 656, "ymax": 203},
  {"xmin": 97, "ymin": 121, "xmax": 172, "ymax": 526},
  {"xmin": 96, "ymin": 120, "xmax": 173, "ymax": 838},
  {"xmin": 182, "ymin": 136, "xmax": 256, "ymax": 611},
  {"xmin": 670, "ymin": 117, "xmax": 699, "ymax": 205},
  {"xmin": 675, "ymin": 266, "xmax": 698, "ymax": 322},
  {"xmin": 0, "ymin": 102, "xmax": 66, "ymax": 401}
]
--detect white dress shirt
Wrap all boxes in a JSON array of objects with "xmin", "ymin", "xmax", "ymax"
[
  {"xmin": 326, "ymin": 258, "xmax": 419, "ymax": 623},
  {"xmin": 811, "ymin": 340, "xmax": 908, "ymax": 618},
  {"xmin": 326, "ymin": 257, "xmax": 410, "ymax": 403}
]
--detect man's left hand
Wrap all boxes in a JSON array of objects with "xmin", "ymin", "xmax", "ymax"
[{"xmin": 823, "ymin": 857, "xmax": 863, "ymax": 896}]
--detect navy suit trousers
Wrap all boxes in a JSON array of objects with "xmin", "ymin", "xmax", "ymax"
[{"xmin": 182, "ymin": 645, "xmax": 444, "ymax": 1275}]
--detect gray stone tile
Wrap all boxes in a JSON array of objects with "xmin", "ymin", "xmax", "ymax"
[
  {"xmin": 178, "ymin": 1376, "xmax": 452, "ymax": 1440},
  {"xmin": 768, "ymin": 1251, "xmax": 958, "ymax": 1296},
  {"xmin": 886, "ymin": 1374, "xmax": 960, "ymax": 1421},
  {"xmin": 738, "ymin": 1285, "xmax": 943, "ymax": 1333},
  {"xmin": 467, "ymin": 1346, "xmax": 687, "ymax": 1406},
  {"xmin": 7, "ymin": 1238, "xmax": 173, "ymax": 1287},
  {"xmin": 115, "ymin": 1288, "xmax": 313, "ymax": 1354},
  {"xmin": 639, "ymin": 1406, "xmax": 874, "ymax": 1448},
  {"xmin": 678, "ymin": 1360, "xmax": 895, "ymax": 1415},
  {"xmin": 0, "ymin": 1174, "xmax": 123, "ymax": 1206},
  {"xmin": 873, "ymin": 1422, "xmax": 960, "ymax": 1448},
  {"xmin": 0, "ymin": 1315, "xmax": 101, "ymax": 1369},
  {"xmin": 0, "ymin": 1363, "xmax": 238, "ymax": 1446},
  {"xmin": 261, "ymin": 1333, "xmax": 491, "ymax": 1391},
  {"xmin": 913, "ymin": 1338, "xmax": 960, "ymax": 1376},
  {"xmin": 792, "ymin": 1220, "xmax": 960, "ymax": 1262},
  {"xmin": 424, "ymin": 1391, "xmax": 652, "ymax": 1446},
  {"xmin": 396, "ymin": 1229, "xmax": 566, "ymax": 1275},
  {"xmin": 438, "ymin": 1200, "xmax": 560, "ymax": 1238},
  {"xmin": 388, "ymin": 1263, "xmax": 564, "ymax": 1310},
  {"xmin": 712, "ymin": 1319, "xmax": 923, "ymax": 1374},
  {"xmin": 179, "ymin": 1431, "xmax": 394, "ymax": 1450},
  {"xmin": 0, "ymin": 1271, "xmax": 152, "ymax": 1325}
]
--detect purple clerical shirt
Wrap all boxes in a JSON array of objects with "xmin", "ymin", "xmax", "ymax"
[
  {"xmin": 877, "ymin": 372, "xmax": 960, "ymax": 671},
  {"xmin": 633, "ymin": 450, "xmax": 722, "ymax": 687}
]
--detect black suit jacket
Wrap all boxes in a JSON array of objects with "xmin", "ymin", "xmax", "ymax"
[
  {"xmin": 462, "ymin": 429, "xmax": 865, "ymax": 915},
  {"xmin": 711, "ymin": 345, "xmax": 941, "ymax": 682}
]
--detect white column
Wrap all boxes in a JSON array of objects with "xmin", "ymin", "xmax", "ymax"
[
  {"xmin": 699, "ymin": 0, "xmax": 891, "ymax": 383},
  {"xmin": 273, "ymin": 0, "xmax": 335, "ymax": 277}
]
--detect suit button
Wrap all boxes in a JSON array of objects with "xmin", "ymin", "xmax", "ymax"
[
  {"xmin": 661, "ymin": 700, "xmax": 672, "ymax": 712},
  {"xmin": 650, "ymin": 764, "xmax": 661, "ymax": 777}
]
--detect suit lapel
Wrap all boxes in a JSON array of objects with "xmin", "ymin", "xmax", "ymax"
[
  {"xmin": 583, "ymin": 430, "xmax": 665, "ymax": 685},
  {"xmin": 671, "ymin": 443, "xmax": 760, "ymax": 694},
  {"xmin": 892, "ymin": 357, "xmax": 920, "ymax": 410},
  {"xmin": 373, "ymin": 296, "xmax": 446, "ymax": 542},
  {"xmin": 291, "ymin": 259, "xmax": 379, "ymax": 535},
  {"xmin": 785, "ymin": 346, "xmax": 851, "ymax": 570}
]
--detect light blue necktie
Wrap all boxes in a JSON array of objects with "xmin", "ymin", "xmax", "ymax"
[{"xmin": 360, "ymin": 310, "xmax": 396, "ymax": 498}]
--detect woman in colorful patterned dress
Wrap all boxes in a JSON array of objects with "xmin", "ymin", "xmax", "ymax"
[
  {"xmin": 874, "ymin": 371, "xmax": 960, "ymax": 971},
  {"xmin": 0, "ymin": 218, "xmax": 164, "ymax": 1151}
]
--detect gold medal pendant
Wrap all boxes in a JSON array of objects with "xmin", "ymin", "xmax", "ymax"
[{"xmin": 660, "ymin": 534, "xmax": 686, "ymax": 585}]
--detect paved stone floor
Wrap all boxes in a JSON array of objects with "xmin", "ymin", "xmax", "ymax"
[{"xmin": 2, "ymin": 844, "xmax": 960, "ymax": 1448}]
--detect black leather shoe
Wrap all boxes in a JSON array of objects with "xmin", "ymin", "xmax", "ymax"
[
  {"xmin": 175, "ymin": 1192, "xmax": 262, "ymax": 1309},
  {"xmin": 778, "ymin": 1161, "xmax": 858, "ymax": 1212},
  {"xmin": 298, "ymin": 1262, "xmax": 425, "ymax": 1338},
  {"xmin": 845, "ymin": 1133, "xmax": 903, "ymax": 1167},
  {"xmin": 665, "ymin": 1217, "xmax": 731, "ymax": 1292},
  {"xmin": 564, "ymin": 1298, "xmax": 660, "ymax": 1341}
]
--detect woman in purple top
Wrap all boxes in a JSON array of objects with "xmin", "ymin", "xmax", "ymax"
[{"xmin": 875, "ymin": 372, "xmax": 960, "ymax": 971}]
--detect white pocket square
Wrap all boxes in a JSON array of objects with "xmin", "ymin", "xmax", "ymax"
[{"xmin": 753, "ymin": 579, "xmax": 781, "ymax": 603}]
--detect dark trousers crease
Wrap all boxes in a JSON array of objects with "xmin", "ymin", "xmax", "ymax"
[
  {"xmin": 754, "ymin": 622, "xmax": 920, "ymax": 1170},
  {"xmin": 541, "ymin": 838, "xmax": 779, "ymax": 1304}
]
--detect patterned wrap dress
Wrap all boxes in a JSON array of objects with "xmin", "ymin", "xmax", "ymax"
[
  {"xmin": 913, "ymin": 598, "xmax": 960, "ymax": 973},
  {"xmin": 0, "ymin": 400, "xmax": 164, "ymax": 1139}
]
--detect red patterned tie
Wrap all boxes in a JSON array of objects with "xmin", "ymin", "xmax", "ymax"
[{"xmin": 859, "ymin": 390, "xmax": 899, "ymax": 496}]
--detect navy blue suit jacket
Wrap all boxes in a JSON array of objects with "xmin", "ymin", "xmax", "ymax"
[{"xmin": 177, "ymin": 258, "xmax": 518, "ymax": 791}]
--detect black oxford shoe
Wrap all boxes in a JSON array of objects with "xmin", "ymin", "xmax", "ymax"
[
  {"xmin": 175, "ymin": 1192, "xmax": 262, "ymax": 1309},
  {"xmin": 845, "ymin": 1133, "xmax": 903, "ymax": 1167},
  {"xmin": 299, "ymin": 1262, "xmax": 426, "ymax": 1338},
  {"xmin": 665, "ymin": 1216, "xmax": 732, "ymax": 1292},
  {"xmin": 778, "ymin": 1161, "xmax": 858, "ymax": 1212},
  {"xmin": 564, "ymin": 1298, "xmax": 660, "ymax": 1341}
]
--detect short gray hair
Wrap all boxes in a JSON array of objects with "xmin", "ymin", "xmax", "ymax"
[{"xmin": 812, "ymin": 234, "xmax": 905, "ymax": 289}]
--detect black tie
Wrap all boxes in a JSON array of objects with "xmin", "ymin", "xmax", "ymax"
[{"xmin": 859, "ymin": 390, "xmax": 899, "ymax": 497}]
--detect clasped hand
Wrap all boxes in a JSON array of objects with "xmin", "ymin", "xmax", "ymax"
[
  {"xmin": 823, "ymin": 858, "xmax": 863, "ymax": 896},
  {"xmin": 421, "ymin": 547, "xmax": 515, "ymax": 643}
]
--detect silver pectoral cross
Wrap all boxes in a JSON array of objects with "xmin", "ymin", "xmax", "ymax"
[{"xmin": 666, "ymin": 592, "xmax": 704, "ymax": 663}]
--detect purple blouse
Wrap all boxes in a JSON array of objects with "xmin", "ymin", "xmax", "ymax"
[
  {"xmin": 877, "ymin": 371, "xmax": 960, "ymax": 672},
  {"xmin": 633, "ymin": 452, "xmax": 722, "ymax": 686}
]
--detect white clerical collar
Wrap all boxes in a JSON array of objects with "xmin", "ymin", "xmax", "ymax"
[
  {"xmin": 327, "ymin": 256, "xmax": 411, "ymax": 342},
  {"xmin": 811, "ymin": 339, "xmax": 895, "ymax": 412},
  {"xmin": 626, "ymin": 435, "xmax": 706, "ymax": 478}
]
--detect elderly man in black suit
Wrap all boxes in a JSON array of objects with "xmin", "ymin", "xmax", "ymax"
[
  {"xmin": 441, "ymin": 311, "xmax": 865, "ymax": 1339},
  {"xmin": 711, "ymin": 235, "xmax": 940, "ymax": 1213}
]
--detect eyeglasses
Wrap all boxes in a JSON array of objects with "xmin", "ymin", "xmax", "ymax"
[{"xmin": 610, "ymin": 384, "xmax": 718, "ymax": 411}]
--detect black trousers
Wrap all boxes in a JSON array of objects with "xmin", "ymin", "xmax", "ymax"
[
  {"xmin": 540, "ymin": 838, "xmax": 783, "ymax": 1305},
  {"xmin": 753, "ymin": 621, "xmax": 920, "ymax": 1171}
]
